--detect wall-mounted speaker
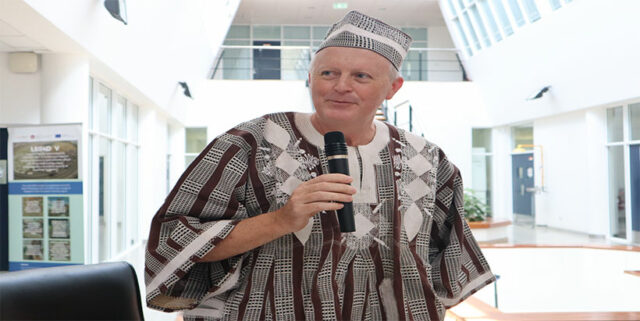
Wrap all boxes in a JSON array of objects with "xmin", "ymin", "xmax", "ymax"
[{"xmin": 8, "ymin": 52, "xmax": 39, "ymax": 73}]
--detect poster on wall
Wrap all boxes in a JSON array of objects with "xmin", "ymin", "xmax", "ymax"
[{"xmin": 7, "ymin": 124, "xmax": 84, "ymax": 271}]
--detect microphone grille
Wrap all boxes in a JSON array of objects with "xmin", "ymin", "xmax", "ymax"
[{"xmin": 324, "ymin": 131, "xmax": 345, "ymax": 145}]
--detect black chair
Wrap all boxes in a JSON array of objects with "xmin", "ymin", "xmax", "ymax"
[{"xmin": 0, "ymin": 261, "xmax": 145, "ymax": 320}]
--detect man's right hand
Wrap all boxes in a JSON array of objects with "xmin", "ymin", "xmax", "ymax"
[{"xmin": 272, "ymin": 173, "xmax": 356, "ymax": 234}]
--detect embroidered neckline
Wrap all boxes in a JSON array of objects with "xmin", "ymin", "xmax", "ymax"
[{"xmin": 293, "ymin": 112, "xmax": 390, "ymax": 155}]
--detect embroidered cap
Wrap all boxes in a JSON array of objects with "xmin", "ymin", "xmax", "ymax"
[{"xmin": 316, "ymin": 11, "xmax": 413, "ymax": 70}]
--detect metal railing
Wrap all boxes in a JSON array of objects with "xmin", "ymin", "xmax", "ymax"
[{"xmin": 210, "ymin": 45, "xmax": 466, "ymax": 81}]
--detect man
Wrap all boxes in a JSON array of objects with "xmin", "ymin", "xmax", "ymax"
[{"xmin": 146, "ymin": 11, "xmax": 494, "ymax": 321}]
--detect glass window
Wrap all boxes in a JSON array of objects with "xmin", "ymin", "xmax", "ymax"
[
  {"xmin": 507, "ymin": 0, "xmax": 526, "ymax": 27},
  {"xmin": 520, "ymin": 0, "xmax": 541, "ymax": 22},
  {"xmin": 629, "ymin": 103, "xmax": 640, "ymax": 141},
  {"xmin": 98, "ymin": 136, "xmax": 111, "ymax": 261},
  {"xmin": 186, "ymin": 128, "xmax": 207, "ymax": 166},
  {"xmin": 312, "ymin": 26, "xmax": 330, "ymax": 40},
  {"xmin": 491, "ymin": 0, "xmax": 514, "ymax": 36},
  {"xmin": 253, "ymin": 25, "xmax": 281, "ymax": 40},
  {"xmin": 479, "ymin": 0, "xmax": 502, "ymax": 42},
  {"xmin": 127, "ymin": 103, "xmax": 138, "ymax": 143},
  {"xmin": 112, "ymin": 95, "xmax": 126, "ymax": 139},
  {"xmin": 473, "ymin": 128, "xmax": 492, "ymax": 152},
  {"xmin": 549, "ymin": 0, "xmax": 562, "ymax": 10},
  {"xmin": 125, "ymin": 145, "xmax": 138, "ymax": 247},
  {"xmin": 222, "ymin": 47, "xmax": 252, "ymax": 80},
  {"xmin": 608, "ymin": 146, "xmax": 626, "ymax": 239},
  {"xmin": 284, "ymin": 26, "xmax": 310, "ymax": 40},
  {"xmin": 607, "ymin": 106, "xmax": 624, "ymax": 143},
  {"xmin": 472, "ymin": 154, "xmax": 493, "ymax": 209},
  {"xmin": 512, "ymin": 126, "xmax": 533, "ymax": 150},
  {"xmin": 447, "ymin": 0, "xmax": 458, "ymax": 16},
  {"xmin": 89, "ymin": 78, "xmax": 94, "ymax": 130},
  {"xmin": 401, "ymin": 28, "xmax": 428, "ymax": 42},
  {"xmin": 470, "ymin": 4, "xmax": 492, "ymax": 47},
  {"xmin": 472, "ymin": 128, "xmax": 493, "ymax": 212},
  {"xmin": 96, "ymin": 84, "xmax": 111, "ymax": 135},
  {"xmin": 281, "ymin": 41, "xmax": 311, "ymax": 80},
  {"xmin": 462, "ymin": 11, "xmax": 482, "ymax": 50},
  {"xmin": 226, "ymin": 25, "xmax": 250, "ymax": 39},
  {"xmin": 112, "ymin": 141, "xmax": 126, "ymax": 254},
  {"xmin": 453, "ymin": 18, "xmax": 473, "ymax": 56}
]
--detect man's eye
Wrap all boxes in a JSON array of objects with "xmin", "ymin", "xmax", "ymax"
[
  {"xmin": 356, "ymin": 73, "xmax": 370, "ymax": 79},
  {"xmin": 320, "ymin": 71, "xmax": 333, "ymax": 76}
]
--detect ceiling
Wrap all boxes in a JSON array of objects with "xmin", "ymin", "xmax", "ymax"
[
  {"xmin": 233, "ymin": 0, "xmax": 445, "ymax": 27},
  {"xmin": 0, "ymin": 18, "xmax": 48, "ymax": 53}
]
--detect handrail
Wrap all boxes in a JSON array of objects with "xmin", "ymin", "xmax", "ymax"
[
  {"xmin": 392, "ymin": 100, "xmax": 411, "ymax": 110},
  {"xmin": 210, "ymin": 45, "xmax": 463, "ymax": 80}
]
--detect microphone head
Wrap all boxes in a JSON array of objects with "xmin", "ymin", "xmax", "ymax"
[
  {"xmin": 324, "ymin": 131, "xmax": 347, "ymax": 156},
  {"xmin": 324, "ymin": 131, "xmax": 345, "ymax": 145}
]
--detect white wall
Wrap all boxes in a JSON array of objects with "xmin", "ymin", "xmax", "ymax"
[
  {"xmin": 1, "ymin": 0, "xmax": 240, "ymax": 120},
  {"xmin": 0, "ymin": 52, "xmax": 41, "ymax": 124},
  {"xmin": 388, "ymin": 81, "xmax": 488, "ymax": 186},
  {"xmin": 533, "ymin": 110, "xmax": 590, "ymax": 232},
  {"xmin": 443, "ymin": 0, "xmax": 640, "ymax": 126},
  {"xmin": 426, "ymin": 26, "xmax": 462, "ymax": 81},
  {"xmin": 190, "ymin": 80, "xmax": 314, "ymax": 139}
]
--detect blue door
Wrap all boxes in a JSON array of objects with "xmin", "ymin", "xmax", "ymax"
[
  {"xmin": 630, "ymin": 145, "xmax": 640, "ymax": 235},
  {"xmin": 512, "ymin": 153, "xmax": 535, "ymax": 216}
]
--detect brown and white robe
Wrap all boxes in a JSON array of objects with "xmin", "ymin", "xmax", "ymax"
[{"xmin": 145, "ymin": 112, "xmax": 495, "ymax": 321}]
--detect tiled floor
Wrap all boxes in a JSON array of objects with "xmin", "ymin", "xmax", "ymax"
[{"xmin": 506, "ymin": 222, "xmax": 612, "ymax": 246}]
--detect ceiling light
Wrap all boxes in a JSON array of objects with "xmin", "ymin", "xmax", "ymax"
[{"xmin": 333, "ymin": 2, "xmax": 348, "ymax": 9}]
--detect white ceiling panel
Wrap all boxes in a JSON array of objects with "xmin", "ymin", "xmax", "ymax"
[
  {"xmin": 0, "ymin": 19, "xmax": 21, "ymax": 36},
  {"xmin": 233, "ymin": 0, "xmax": 444, "ymax": 27},
  {"xmin": 0, "ymin": 39, "xmax": 14, "ymax": 52},
  {"xmin": 0, "ymin": 35, "xmax": 43, "ymax": 48}
]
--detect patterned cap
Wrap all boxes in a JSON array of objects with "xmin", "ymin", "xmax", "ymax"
[{"xmin": 316, "ymin": 11, "xmax": 413, "ymax": 70}]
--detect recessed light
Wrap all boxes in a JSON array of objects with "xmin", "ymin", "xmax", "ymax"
[{"xmin": 333, "ymin": 2, "xmax": 348, "ymax": 9}]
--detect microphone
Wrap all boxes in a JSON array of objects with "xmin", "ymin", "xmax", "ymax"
[{"xmin": 324, "ymin": 131, "xmax": 355, "ymax": 232}]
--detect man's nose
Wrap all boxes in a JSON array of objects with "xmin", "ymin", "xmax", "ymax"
[{"xmin": 333, "ymin": 75, "xmax": 352, "ymax": 93}]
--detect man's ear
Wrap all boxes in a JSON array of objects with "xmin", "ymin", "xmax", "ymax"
[{"xmin": 386, "ymin": 76, "xmax": 404, "ymax": 100}]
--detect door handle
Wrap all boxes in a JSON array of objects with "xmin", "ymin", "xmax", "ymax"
[
  {"xmin": 525, "ymin": 187, "xmax": 537, "ymax": 193},
  {"xmin": 520, "ymin": 184, "xmax": 524, "ymax": 195}
]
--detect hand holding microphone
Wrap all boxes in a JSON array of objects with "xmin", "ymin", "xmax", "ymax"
[
  {"xmin": 324, "ymin": 131, "xmax": 356, "ymax": 232},
  {"xmin": 272, "ymin": 131, "xmax": 356, "ymax": 234}
]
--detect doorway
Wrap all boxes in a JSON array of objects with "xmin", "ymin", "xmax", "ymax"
[
  {"xmin": 253, "ymin": 41, "xmax": 281, "ymax": 79},
  {"xmin": 512, "ymin": 153, "xmax": 535, "ymax": 221}
]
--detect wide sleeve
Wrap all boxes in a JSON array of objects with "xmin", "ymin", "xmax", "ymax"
[
  {"xmin": 429, "ymin": 150, "xmax": 495, "ymax": 308},
  {"xmin": 144, "ymin": 128, "xmax": 257, "ymax": 312}
]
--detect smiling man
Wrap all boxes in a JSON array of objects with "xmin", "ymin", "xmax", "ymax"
[{"xmin": 145, "ymin": 11, "xmax": 494, "ymax": 321}]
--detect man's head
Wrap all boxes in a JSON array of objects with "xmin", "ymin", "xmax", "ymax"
[{"xmin": 308, "ymin": 11, "xmax": 412, "ymax": 132}]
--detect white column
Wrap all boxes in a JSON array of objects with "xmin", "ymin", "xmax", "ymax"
[{"xmin": 40, "ymin": 53, "xmax": 90, "ymax": 124}]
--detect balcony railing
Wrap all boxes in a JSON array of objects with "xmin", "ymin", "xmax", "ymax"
[{"xmin": 210, "ymin": 45, "xmax": 467, "ymax": 82}]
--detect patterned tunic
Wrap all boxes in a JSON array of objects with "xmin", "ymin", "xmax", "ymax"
[{"xmin": 145, "ymin": 112, "xmax": 494, "ymax": 321}]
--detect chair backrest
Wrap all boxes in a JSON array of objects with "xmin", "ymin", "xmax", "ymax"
[{"xmin": 0, "ymin": 261, "xmax": 145, "ymax": 320}]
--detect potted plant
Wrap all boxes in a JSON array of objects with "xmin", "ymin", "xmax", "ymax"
[{"xmin": 463, "ymin": 189, "xmax": 490, "ymax": 222}]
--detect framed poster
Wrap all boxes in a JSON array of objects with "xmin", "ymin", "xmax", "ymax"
[{"xmin": 7, "ymin": 124, "xmax": 84, "ymax": 270}]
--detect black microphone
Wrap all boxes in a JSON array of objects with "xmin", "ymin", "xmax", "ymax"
[{"xmin": 324, "ymin": 131, "xmax": 355, "ymax": 232}]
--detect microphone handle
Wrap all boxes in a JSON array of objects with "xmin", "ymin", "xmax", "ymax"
[{"xmin": 327, "ymin": 157, "xmax": 355, "ymax": 232}]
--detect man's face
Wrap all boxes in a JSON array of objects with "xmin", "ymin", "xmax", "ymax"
[{"xmin": 309, "ymin": 47, "xmax": 403, "ymax": 127}]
